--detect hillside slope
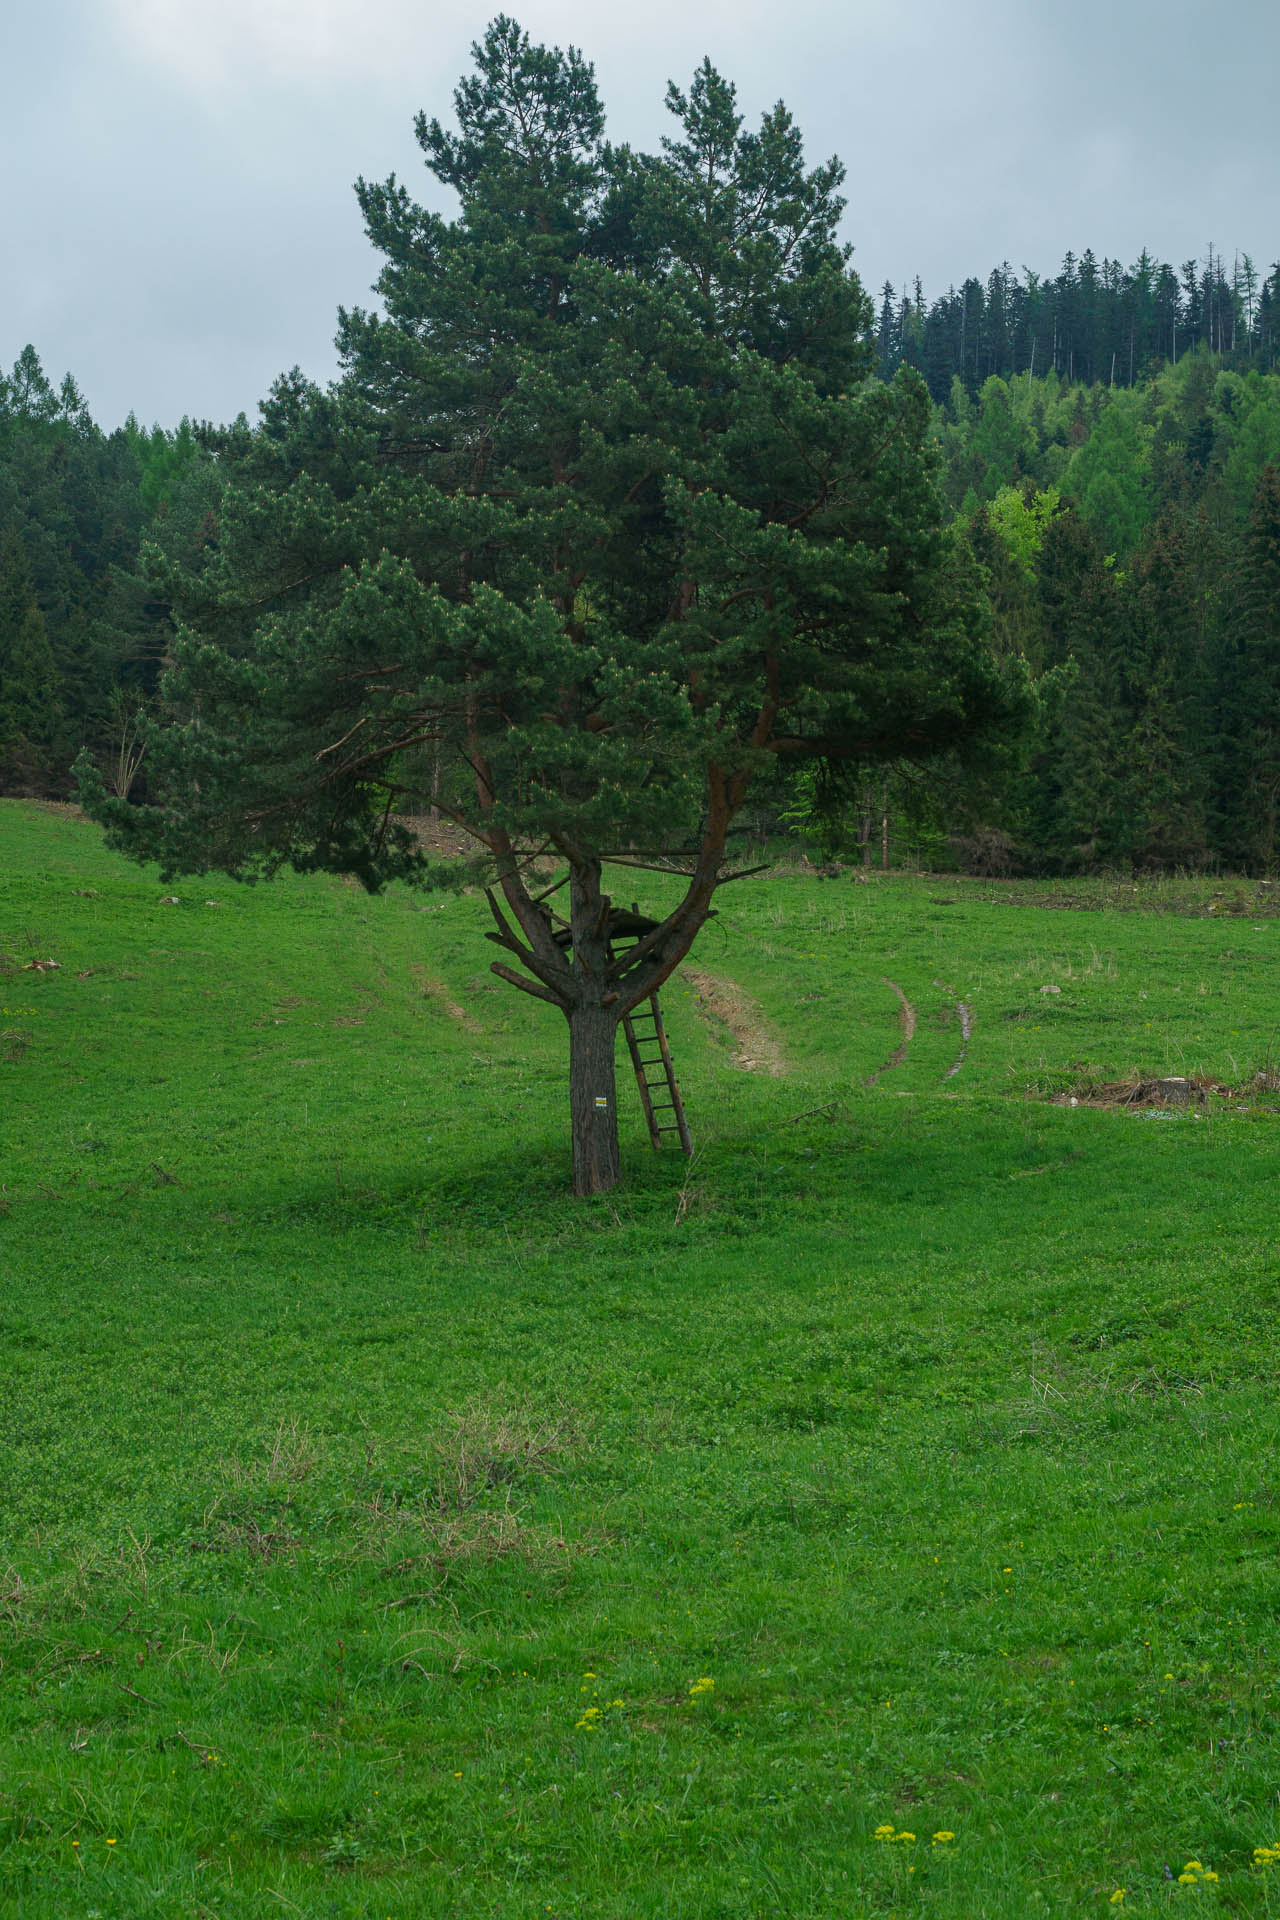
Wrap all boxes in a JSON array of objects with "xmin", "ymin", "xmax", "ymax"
[{"xmin": 3, "ymin": 803, "xmax": 1279, "ymax": 1917}]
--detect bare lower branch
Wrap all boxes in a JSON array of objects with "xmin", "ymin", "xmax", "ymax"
[
  {"xmin": 530, "ymin": 870, "xmax": 571, "ymax": 905},
  {"xmin": 489, "ymin": 961, "xmax": 562, "ymax": 1007},
  {"xmin": 315, "ymin": 715, "xmax": 369, "ymax": 760},
  {"xmin": 482, "ymin": 890, "xmax": 566, "ymax": 989},
  {"xmin": 485, "ymin": 886, "xmax": 519, "ymax": 943}
]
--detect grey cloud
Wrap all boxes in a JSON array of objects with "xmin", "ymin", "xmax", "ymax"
[{"xmin": 3, "ymin": 0, "xmax": 1275, "ymax": 426}]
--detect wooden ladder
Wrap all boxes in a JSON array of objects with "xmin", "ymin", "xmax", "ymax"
[{"xmin": 619, "ymin": 993, "xmax": 693, "ymax": 1155}]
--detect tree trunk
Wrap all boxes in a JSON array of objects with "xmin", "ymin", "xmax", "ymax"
[
  {"xmin": 567, "ymin": 1000, "xmax": 622, "ymax": 1196},
  {"xmin": 485, "ymin": 807, "xmax": 730, "ymax": 1197}
]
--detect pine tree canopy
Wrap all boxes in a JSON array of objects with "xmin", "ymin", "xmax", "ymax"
[{"xmin": 78, "ymin": 15, "xmax": 1033, "ymax": 1192}]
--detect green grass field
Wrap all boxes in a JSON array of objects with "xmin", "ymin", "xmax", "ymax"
[{"xmin": 3, "ymin": 798, "xmax": 1280, "ymax": 1919}]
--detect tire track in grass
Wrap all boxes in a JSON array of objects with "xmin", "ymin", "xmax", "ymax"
[
  {"xmin": 865, "ymin": 977, "xmax": 916, "ymax": 1084},
  {"xmin": 934, "ymin": 979, "xmax": 974, "ymax": 1078}
]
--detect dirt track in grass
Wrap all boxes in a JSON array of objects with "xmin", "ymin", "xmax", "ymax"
[{"xmin": 683, "ymin": 969, "xmax": 786, "ymax": 1075}]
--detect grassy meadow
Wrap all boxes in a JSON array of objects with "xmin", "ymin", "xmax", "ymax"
[{"xmin": 3, "ymin": 798, "xmax": 1280, "ymax": 1918}]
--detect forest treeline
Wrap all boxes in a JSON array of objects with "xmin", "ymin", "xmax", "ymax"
[
  {"xmin": 3, "ymin": 299, "xmax": 1280, "ymax": 874},
  {"xmin": 877, "ymin": 247, "xmax": 1280, "ymax": 395},
  {"xmin": 0, "ymin": 345, "xmax": 218, "ymax": 804}
]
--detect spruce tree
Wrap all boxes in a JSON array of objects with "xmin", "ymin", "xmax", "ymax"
[
  {"xmin": 0, "ymin": 526, "xmax": 62, "ymax": 790},
  {"xmin": 1125, "ymin": 508, "xmax": 1211, "ymax": 867},
  {"xmin": 1217, "ymin": 466, "xmax": 1280, "ymax": 865},
  {"xmin": 1029, "ymin": 511, "xmax": 1132, "ymax": 867}
]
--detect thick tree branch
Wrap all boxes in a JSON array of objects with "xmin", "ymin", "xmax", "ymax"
[{"xmin": 489, "ymin": 961, "xmax": 562, "ymax": 1006}]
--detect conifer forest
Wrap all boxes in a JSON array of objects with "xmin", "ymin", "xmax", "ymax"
[{"xmin": 5, "ymin": 246, "xmax": 1280, "ymax": 875}]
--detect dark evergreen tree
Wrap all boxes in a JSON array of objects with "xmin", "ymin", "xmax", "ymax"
[
  {"xmin": 1025, "ymin": 511, "xmax": 1133, "ymax": 867},
  {"xmin": 0, "ymin": 526, "xmax": 62, "ymax": 790},
  {"xmin": 1124, "ymin": 509, "xmax": 1211, "ymax": 866},
  {"xmin": 1216, "ymin": 466, "xmax": 1280, "ymax": 865}
]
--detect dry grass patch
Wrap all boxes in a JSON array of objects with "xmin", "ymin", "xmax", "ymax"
[
  {"xmin": 363, "ymin": 1399, "xmax": 584, "ymax": 1577},
  {"xmin": 400, "ymin": 1504, "xmax": 584, "ymax": 1573},
  {"xmin": 192, "ymin": 1420, "xmax": 316, "ymax": 1561},
  {"xmin": 220, "ymin": 1418, "xmax": 316, "ymax": 1489},
  {"xmin": 426, "ymin": 1396, "xmax": 577, "ymax": 1512},
  {"xmin": 191, "ymin": 1508, "xmax": 301, "ymax": 1562},
  {"xmin": 410, "ymin": 962, "xmax": 482, "ymax": 1033}
]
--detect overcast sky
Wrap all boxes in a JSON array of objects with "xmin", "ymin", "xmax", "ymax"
[{"xmin": 6, "ymin": 0, "xmax": 1277, "ymax": 428}]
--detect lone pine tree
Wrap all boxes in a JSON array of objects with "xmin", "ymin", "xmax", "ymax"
[{"xmin": 80, "ymin": 17, "xmax": 1031, "ymax": 1195}]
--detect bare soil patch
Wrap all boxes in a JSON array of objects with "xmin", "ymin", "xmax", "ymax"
[
  {"xmin": 683, "ymin": 970, "xmax": 786, "ymax": 1074},
  {"xmin": 399, "ymin": 814, "xmax": 482, "ymax": 859}
]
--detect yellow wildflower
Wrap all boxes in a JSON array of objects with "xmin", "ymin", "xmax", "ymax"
[
  {"xmin": 932, "ymin": 1831, "xmax": 955, "ymax": 1844},
  {"xmin": 1176, "ymin": 1859, "xmax": 1218, "ymax": 1886}
]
